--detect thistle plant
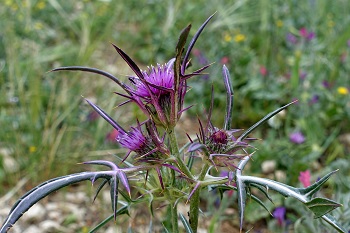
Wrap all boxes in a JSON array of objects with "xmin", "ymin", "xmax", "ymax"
[{"xmin": 0, "ymin": 14, "xmax": 347, "ymax": 233}]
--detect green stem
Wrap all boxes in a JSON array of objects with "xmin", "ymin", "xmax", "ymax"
[
  {"xmin": 189, "ymin": 163, "xmax": 210, "ymax": 233},
  {"xmin": 167, "ymin": 129, "xmax": 193, "ymax": 179},
  {"xmin": 171, "ymin": 202, "xmax": 179, "ymax": 233}
]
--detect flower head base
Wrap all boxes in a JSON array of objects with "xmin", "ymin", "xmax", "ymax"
[{"xmin": 118, "ymin": 125, "xmax": 169, "ymax": 163}]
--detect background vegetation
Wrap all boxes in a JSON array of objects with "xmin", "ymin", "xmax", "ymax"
[{"xmin": 1, "ymin": 0, "xmax": 349, "ymax": 232}]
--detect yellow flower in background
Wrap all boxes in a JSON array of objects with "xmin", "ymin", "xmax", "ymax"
[
  {"xmin": 29, "ymin": 146, "xmax": 37, "ymax": 153},
  {"xmin": 234, "ymin": 34, "xmax": 246, "ymax": 43},
  {"xmin": 224, "ymin": 33, "xmax": 232, "ymax": 42},
  {"xmin": 34, "ymin": 22, "xmax": 44, "ymax": 30},
  {"xmin": 276, "ymin": 20, "xmax": 283, "ymax": 27},
  {"xmin": 36, "ymin": 1, "xmax": 46, "ymax": 10},
  {"xmin": 327, "ymin": 21, "xmax": 335, "ymax": 28},
  {"xmin": 5, "ymin": 0, "xmax": 12, "ymax": 6},
  {"xmin": 295, "ymin": 50, "xmax": 302, "ymax": 59},
  {"xmin": 337, "ymin": 87, "xmax": 349, "ymax": 95}
]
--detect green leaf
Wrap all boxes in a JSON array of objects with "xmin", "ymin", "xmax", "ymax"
[
  {"xmin": 179, "ymin": 213, "xmax": 194, "ymax": 233},
  {"xmin": 305, "ymin": 197, "xmax": 342, "ymax": 218},
  {"xmin": 88, "ymin": 205, "xmax": 128, "ymax": 233}
]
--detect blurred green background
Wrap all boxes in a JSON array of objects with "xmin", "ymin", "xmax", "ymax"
[{"xmin": 1, "ymin": 0, "xmax": 350, "ymax": 231}]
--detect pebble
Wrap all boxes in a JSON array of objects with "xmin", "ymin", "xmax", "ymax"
[
  {"xmin": 39, "ymin": 220, "xmax": 61, "ymax": 232},
  {"xmin": 21, "ymin": 203, "xmax": 46, "ymax": 223},
  {"xmin": 261, "ymin": 160, "xmax": 276, "ymax": 174}
]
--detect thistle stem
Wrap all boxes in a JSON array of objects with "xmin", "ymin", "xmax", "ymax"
[
  {"xmin": 189, "ymin": 163, "xmax": 210, "ymax": 233},
  {"xmin": 171, "ymin": 202, "xmax": 179, "ymax": 233},
  {"xmin": 167, "ymin": 129, "xmax": 193, "ymax": 179}
]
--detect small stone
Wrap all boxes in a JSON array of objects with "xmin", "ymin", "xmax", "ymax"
[
  {"xmin": 48, "ymin": 210, "xmax": 61, "ymax": 221},
  {"xmin": 46, "ymin": 202, "xmax": 60, "ymax": 211},
  {"xmin": 105, "ymin": 226, "xmax": 117, "ymax": 233},
  {"xmin": 65, "ymin": 204, "xmax": 86, "ymax": 219},
  {"xmin": 23, "ymin": 225, "xmax": 43, "ymax": 233},
  {"xmin": 261, "ymin": 160, "xmax": 276, "ymax": 174},
  {"xmin": 65, "ymin": 192, "xmax": 88, "ymax": 205},
  {"xmin": 39, "ymin": 220, "xmax": 60, "ymax": 232},
  {"xmin": 22, "ymin": 203, "xmax": 46, "ymax": 223},
  {"xmin": 275, "ymin": 170, "xmax": 286, "ymax": 182}
]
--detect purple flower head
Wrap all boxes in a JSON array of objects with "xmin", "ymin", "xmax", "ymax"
[
  {"xmin": 273, "ymin": 206, "xmax": 286, "ymax": 226},
  {"xmin": 289, "ymin": 131, "xmax": 305, "ymax": 144},
  {"xmin": 188, "ymin": 66, "xmax": 254, "ymax": 169},
  {"xmin": 117, "ymin": 125, "xmax": 148, "ymax": 151},
  {"xmin": 286, "ymin": 33, "xmax": 298, "ymax": 44},
  {"xmin": 84, "ymin": 99, "xmax": 169, "ymax": 163},
  {"xmin": 131, "ymin": 62, "xmax": 175, "ymax": 99},
  {"xmin": 347, "ymin": 39, "xmax": 350, "ymax": 48},
  {"xmin": 52, "ymin": 14, "xmax": 215, "ymax": 129}
]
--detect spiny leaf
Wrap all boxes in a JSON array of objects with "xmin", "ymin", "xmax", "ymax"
[
  {"xmin": 93, "ymin": 179, "xmax": 109, "ymax": 203},
  {"xmin": 216, "ymin": 185, "xmax": 272, "ymax": 216},
  {"xmin": 85, "ymin": 99, "xmax": 126, "ymax": 133},
  {"xmin": 298, "ymin": 170, "xmax": 338, "ymax": 198},
  {"xmin": 110, "ymin": 176, "xmax": 119, "ymax": 220},
  {"xmin": 222, "ymin": 65, "xmax": 234, "ymax": 130},
  {"xmin": 236, "ymin": 176, "xmax": 246, "ymax": 232},
  {"xmin": 179, "ymin": 213, "xmax": 194, "ymax": 233},
  {"xmin": 50, "ymin": 66, "xmax": 130, "ymax": 94},
  {"xmin": 111, "ymin": 44, "xmax": 144, "ymax": 80},
  {"xmin": 0, "ymin": 172, "xmax": 110, "ymax": 232},
  {"xmin": 249, "ymin": 183, "xmax": 274, "ymax": 204},
  {"xmin": 237, "ymin": 100, "xmax": 297, "ymax": 142},
  {"xmin": 305, "ymin": 197, "xmax": 342, "ymax": 218},
  {"xmin": 181, "ymin": 13, "xmax": 216, "ymax": 75},
  {"xmin": 188, "ymin": 142, "xmax": 208, "ymax": 153},
  {"xmin": 321, "ymin": 214, "xmax": 347, "ymax": 233}
]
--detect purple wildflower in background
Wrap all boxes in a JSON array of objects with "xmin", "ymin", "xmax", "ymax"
[
  {"xmin": 347, "ymin": 39, "xmax": 350, "ymax": 47},
  {"xmin": 192, "ymin": 49, "xmax": 210, "ymax": 80},
  {"xmin": 299, "ymin": 170, "xmax": 311, "ymax": 187},
  {"xmin": 300, "ymin": 27, "xmax": 315, "ymax": 41},
  {"xmin": 309, "ymin": 94, "xmax": 319, "ymax": 105},
  {"xmin": 322, "ymin": 80, "xmax": 331, "ymax": 89},
  {"xmin": 299, "ymin": 71, "xmax": 307, "ymax": 80},
  {"xmin": 273, "ymin": 206, "xmax": 286, "ymax": 226},
  {"xmin": 286, "ymin": 33, "xmax": 298, "ymax": 44},
  {"xmin": 87, "ymin": 110, "xmax": 99, "ymax": 122},
  {"xmin": 106, "ymin": 129, "xmax": 119, "ymax": 143},
  {"xmin": 289, "ymin": 131, "xmax": 305, "ymax": 144},
  {"xmin": 193, "ymin": 48, "xmax": 209, "ymax": 66}
]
